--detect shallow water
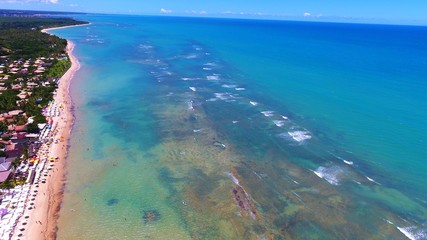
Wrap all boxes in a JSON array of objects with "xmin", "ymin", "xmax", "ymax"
[{"xmin": 52, "ymin": 15, "xmax": 427, "ymax": 239}]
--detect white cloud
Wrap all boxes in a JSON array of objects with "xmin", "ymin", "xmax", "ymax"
[
  {"xmin": 304, "ymin": 12, "xmax": 311, "ymax": 17},
  {"xmin": 186, "ymin": 10, "xmax": 207, "ymax": 15},
  {"xmin": 160, "ymin": 8, "xmax": 172, "ymax": 14}
]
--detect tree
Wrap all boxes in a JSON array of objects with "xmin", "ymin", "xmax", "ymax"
[
  {"xmin": 0, "ymin": 179, "xmax": 14, "ymax": 190},
  {"xmin": 26, "ymin": 122, "xmax": 39, "ymax": 133}
]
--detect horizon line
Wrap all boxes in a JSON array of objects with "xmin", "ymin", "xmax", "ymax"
[{"xmin": 1, "ymin": 8, "xmax": 427, "ymax": 27}]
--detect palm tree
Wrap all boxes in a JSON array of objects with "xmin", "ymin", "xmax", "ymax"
[{"xmin": 0, "ymin": 179, "xmax": 14, "ymax": 190}]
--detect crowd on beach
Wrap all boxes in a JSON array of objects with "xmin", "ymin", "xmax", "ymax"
[{"xmin": 0, "ymin": 100, "xmax": 63, "ymax": 239}]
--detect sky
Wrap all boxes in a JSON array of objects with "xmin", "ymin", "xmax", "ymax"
[{"xmin": 1, "ymin": 0, "xmax": 427, "ymax": 24}]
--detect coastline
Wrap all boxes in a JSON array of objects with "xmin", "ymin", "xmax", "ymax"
[
  {"xmin": 11, "ymin": 27, "xmax": 82, "ymax": 239},
  {"xmin": 40, "ymin": 23, "xmax": 90, "ymax": 34}
]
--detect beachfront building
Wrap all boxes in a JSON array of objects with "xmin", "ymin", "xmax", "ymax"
[{"xmin": 0, "ymin": 161, "xmax": 12, "ymax": 184}]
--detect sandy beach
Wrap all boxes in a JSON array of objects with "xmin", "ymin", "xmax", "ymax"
[
  {"xmin": 40, "ymin": 23, "xmax": 90, "ymax": 34},
  {"xmin": 9, "ymin": 26, "xmax": 82, "ymax": 239}
]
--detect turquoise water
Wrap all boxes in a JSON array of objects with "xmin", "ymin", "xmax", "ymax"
[{"xmin": 52, "ymin": 15, "xmax": 427, "ymax": 239}]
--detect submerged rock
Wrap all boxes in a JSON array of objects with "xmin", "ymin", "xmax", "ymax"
[
  {"xmin": 107, "ymin": 198, "xmax": 119, "ymax": 206},
  {"xmin": 142, "ymin": 209, "xmax": 161, "ymax": 224},
  {"xmin": 228, "ymin": 170, "xmax": 258, "ymax": 220}
]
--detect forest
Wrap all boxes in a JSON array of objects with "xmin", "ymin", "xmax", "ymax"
[{"xmin": 0, "ymin": 17, "xmax": 87, "ymax": 60}]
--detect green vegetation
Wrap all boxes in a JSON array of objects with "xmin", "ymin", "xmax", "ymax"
[
  {"xmin": 20, "ymin": 84, "xmax": 56, "ymax": 124},
  {"xmin": 0, "ymin": 16, "xmax": 88, "ymax": 59},
  {"xmin": 0, "ymin": 122, "xmax": 7, "ymax": 132},
  {"xmin": 0, "ymin": 178, "xmax": 14, "ymax": 190},
  {"xmin": 44, "ymin": 59, "xmax": 71, "ymax": 78},
  {"xmin": 26, "ymin": 122, "xmax": 40, "ymax": 134},
  {"xmin": 0, "ymin": 17, "xmax": 87, "ymax": 30},
  {"xmin": 0, "ymin": 29, "xmax": 67, "ymax": 60},
  {"xmin": 0, "ymin": 89, "xmax": 19, "ymax": 112},
  {"xmin": 0, "ymin": 15, "xmax": 85, "ymax": 137},
  {"xmin": 0, "ymin": 16, "xmax": 85, "ymax": 183}
]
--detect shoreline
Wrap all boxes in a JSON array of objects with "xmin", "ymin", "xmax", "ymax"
[
  {"xmin": 41, "ymin": 23, "xmax": 90, "ymax": 34},
  {"xmin": 11, "ymin": 25, "xmax": 83, "ymax": 239}
]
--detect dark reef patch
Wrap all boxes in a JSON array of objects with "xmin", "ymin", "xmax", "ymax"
[
  {"xmin": 107, "ymin": 198, "xmax": 119, "ymax": 206},
  {"xmin": 142, "ymin": 209, "xmax": 161, "ymax": 224}
]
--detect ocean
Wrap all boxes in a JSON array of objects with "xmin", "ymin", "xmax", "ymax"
[{"xmin": 51, "ymin": 14, "xmax": 427, "ymax": 239}]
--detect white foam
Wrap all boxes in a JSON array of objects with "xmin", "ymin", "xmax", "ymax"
[
  {"xmin": 252, "ymin": 171, "xmax": 262, "ymax": 179},
  {"xmin": 189, "ymin": 87, "xmax": 196, "ymax": 92},
  {"xmin": 288, "ymin": 177, "xmax": 299, "ymax": 184},
  {"xmin": 249, "ymin": 101, "xmax": 258, "ymax": 106},
  {"xmin": 397, "ymin": 227, "xmax": 416, "ymax": 240},
  {"xmin": 232, "ymin": 121, "xmax": 239, "ymax": 124},
  {"xmin": 366, "ymin": 176, "xmax": 375, "ymax": 182},
  {"xmin": 193, "ymin": 129, "xmax": 203, "ymax": 133},
  {"xmin": 227, "ymin": 172, "xmax": 240, "ymax": 186},
  {"xmin": 343, "ymin": 160, "xmax": 354, "ymax": 165},
  {"xmin": 204, "ymin": 62, "xmax": 216, "ymax": 66},
  {"xmin": 181, "ymin": 77, "xmax": 199, "ymax": 81},
  {"xmin": 281, "ymin": 115, "xmax": 289, "ymax": 120},
  {"xmin": 396, "ymin": 226, "xmax": 427, "ymax": 240},
  {"xmin": 261, "ymin": 111, "xmax": 274, "ymax": 117},
  {"xmin": 214, "ymin": 92, "xmax": 237, "ymax": 101},
  {"xmin": 139, "ymin": 44, "xmax": 153, "ymax": 50},
  {"xmin": 273, "ymin": 120, "xmax": 285, "ymax": 127},
  {"xmin": 203, "ymin": 67, "xmax": 212, "ymax": 70},
  {"xmin": 187, "ymin": 101, "xmax": 194, "ymax": 111},
  {"xmin": 288, "ymin": 131, "xmax": 312, "ymax": 142},
  {"xmin": 235, "ymin": 87, "xmax": 245, "ymax": 91},
  {"xmin": 215, "ymin": 93, "xmax": 228, "ymax": 100},
  {"xmin": 312, "ymin": 166, "xmax": 342, "ymax": 185},
  {"xmin": 221, "ymin": 84, "xmax": 237, "ymax": 88},
  {"xmin": 207, "ymin": 75, "xmax": 220, "ymax": 81},
  {"xmin": 185, "ymin": 54, "xmax": 198, "ymax": 59},
  {"xmin": 206, "ymin": 98, "xmax": 218, "ymax": 102},
  {"xmin": 386, "ymin": 220, "xmax": 394, "ymax": 225}
]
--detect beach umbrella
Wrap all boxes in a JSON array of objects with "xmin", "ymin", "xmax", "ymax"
[{"xmin": 0, "ymin": 208, "xmax": 8, "ymax": 218}]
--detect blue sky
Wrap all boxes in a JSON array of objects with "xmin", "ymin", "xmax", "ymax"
[{"xmin": 1, "ymin": 0, "xmax": 426, "ymax": 24}]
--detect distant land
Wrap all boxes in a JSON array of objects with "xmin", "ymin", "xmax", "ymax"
[{"xmin": 0, "ymin": 9, "xmax": 86, "ymax": 17}]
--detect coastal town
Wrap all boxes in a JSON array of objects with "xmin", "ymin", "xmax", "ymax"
[{"xmin": 0, "ymin": 13, "xmax": 86, "ymax": 239}]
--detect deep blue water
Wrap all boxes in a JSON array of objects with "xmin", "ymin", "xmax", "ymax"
[{"xmin": 52, "ymin": 15, "xmax": 427, "ymax": 239}]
